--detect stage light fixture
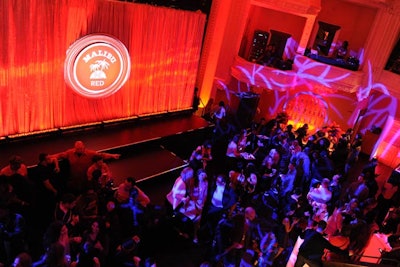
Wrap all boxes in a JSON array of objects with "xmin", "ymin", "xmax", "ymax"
[
  {"xmin": 6, "ymin": 128, "xmax": 59, "ymax": 140},
  {"xmin": 102, "ymin": 116, "xmax": 138, "ymax": 125},
  {"xmin": 137, "ymin": 111, "xmax": 168, "ymax": 120},
  {"xmin": 59, "ymin": 122, "xmax": 103, "ymax": 132}
]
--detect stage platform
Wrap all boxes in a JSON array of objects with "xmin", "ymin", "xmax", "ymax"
[
  {"xmin": 0, "ymin": 113, "xmax": 214, "ymax": 184},
  {"xmin": 109, "ymin": 145, "xmax": 189, "ymax": 183}
]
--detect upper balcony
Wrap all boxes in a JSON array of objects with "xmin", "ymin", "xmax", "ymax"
[{"xmin": 230, "ymin": 55, "xmax": 364, "ymax": 94}]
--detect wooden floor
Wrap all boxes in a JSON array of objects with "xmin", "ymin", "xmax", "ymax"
[
  {"xmin": 109, "ymin": 146, "xmax": 187, "ymax": 183},
  {"xmin": 0, "ymin": 113, "xmax": 214, "ymax": 184}
]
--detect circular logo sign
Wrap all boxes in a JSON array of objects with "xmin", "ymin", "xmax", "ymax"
[{"xmin": 64, "ymin": 34, "xmax": 131, "ymax": 98}]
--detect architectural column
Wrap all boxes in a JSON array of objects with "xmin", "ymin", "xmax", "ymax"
[
  {"xmin": 214, "ymin": 0, "xmax": 252, "ymax": 81},
  {"xmin": 196, "ymin": 0, "xmax": 235, "ymax": 107},
  {"xmin": 361, "ymin": 2, "xmax": 400, "ymax": 77},
  {"xmin": 297, "ymin": 14, "xmax": 318, "ymax": 54}
]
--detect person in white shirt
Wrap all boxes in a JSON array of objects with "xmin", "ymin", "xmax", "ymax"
[
  {"xmin": 308, "ymin": 178, "xmax": 332, "ymax": 204},
  {"xmin": 200, "ymin": 174, "xmax": 237, "ymax": 243},
  {"xmin": 308, "ymin": 178, "xmax": 332, "ymax": 222},
  {"xmin": 213, "ymin": 101, "xmax": 226, "ymax": 135},
  {"xmin": 225, "ymin": 134, "xmax": 242, "ymax": 172}
]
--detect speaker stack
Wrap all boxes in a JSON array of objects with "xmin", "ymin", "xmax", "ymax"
[
  {"xmin": 230, "ymin": 92, "xmax": 260, "ymax": 129},
  {"xmin": 249, "ymin": 30, "xmax": 269, "ymax": 62}
]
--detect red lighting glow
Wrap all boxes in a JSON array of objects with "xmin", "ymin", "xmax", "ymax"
[{"xmin": 0, "ymin": 0, "xmax": 206, "ymax": 137}]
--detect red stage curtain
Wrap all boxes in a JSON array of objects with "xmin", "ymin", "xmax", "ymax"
[{"xmin": 0, "ymin": 0, "xmax": 206, "ymax": 137}]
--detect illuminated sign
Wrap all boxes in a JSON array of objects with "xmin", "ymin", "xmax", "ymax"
[{"xmin": 64, "ymin": 34, "xmax": 131, "ymax": 98}]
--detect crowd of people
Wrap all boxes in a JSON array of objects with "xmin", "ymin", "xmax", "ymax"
[
  {"xmin": 0, "ymin": 141, "xmax": 158, "ymax": 267},
  {"xmin": 0, "ymin": 113, "xmax": 400, "ymax": 267},
  {"xmin": 165, "ymin": 112, "xmax": 400, "ymax": 267}
]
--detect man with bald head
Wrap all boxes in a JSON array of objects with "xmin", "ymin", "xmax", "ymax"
[{"xmin": 51, "ymin": 141, "xmax": 120, "ymax": 195}]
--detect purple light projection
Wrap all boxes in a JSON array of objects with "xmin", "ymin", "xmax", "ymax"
[{"xmin": 226, "ymin": 55, "xmax": 398, "ymax": 160}]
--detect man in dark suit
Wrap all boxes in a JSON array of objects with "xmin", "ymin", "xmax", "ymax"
[{"xmin": 295, "ymin": 220, "xmax": 349, "ymax": 267}]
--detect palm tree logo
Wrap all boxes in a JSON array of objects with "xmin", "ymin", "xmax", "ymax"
[{"xmin": 89, "ymin": 59, "xmax": 109, "ymax": 79}]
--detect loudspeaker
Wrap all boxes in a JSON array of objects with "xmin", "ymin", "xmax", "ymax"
[
  {"xmin": 230, "ymin": 92, "xmax": 260, "ymax": 129},
  {"xmin": 249, "ymin": 30, "xmax": 269, "ymax": 62}
]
